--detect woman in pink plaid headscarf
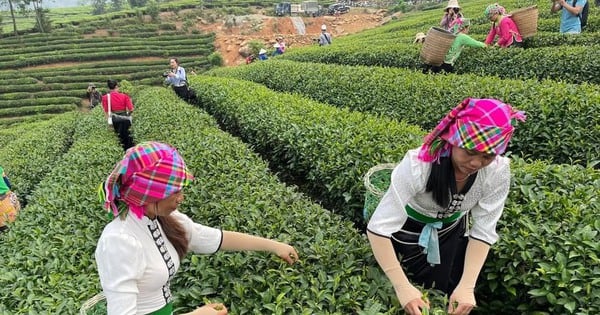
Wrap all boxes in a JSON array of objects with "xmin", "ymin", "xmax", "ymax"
[
  {"xmin": 367, "ymin": 99, "xmax": 525, "ymax": 315},
  {"xmin": 95, "ymin": 142, "xmax": 299, "ymax": 315}
]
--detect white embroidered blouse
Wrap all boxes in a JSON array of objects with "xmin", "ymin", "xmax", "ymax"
[
  {"xmin": 367, "ymin": 148, "xmax": 511, "ymax": 245},
  {"xmin": 95, "ymin": 210, "xmax": 223, "ymax": 315}
]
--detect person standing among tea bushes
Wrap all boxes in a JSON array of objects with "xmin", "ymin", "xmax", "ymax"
[
  {"xmin": 319, "ymin": 24, "xmax": 333, "ymax": 46},
  {"xmin": 551, "ymin": 0, "xmax": 587, "ymax": 34},
  {"xmin": 441, "ymin": 0, "xmax": 463, "ymax": 32},
  {"xmin": 101, "ymin": 79, "xmax": 134, "ymax": 151},
  {"xmin": 367, "ymin": 98, "xmax": 526, "ymax": 315}
]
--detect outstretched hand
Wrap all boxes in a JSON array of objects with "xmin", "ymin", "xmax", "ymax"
[{"xmin": 273, "ymin": 242, "xmax": 299, "ymax": 265}]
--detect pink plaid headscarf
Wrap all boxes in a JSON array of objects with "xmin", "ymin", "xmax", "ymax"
[
  {"xmin": 100, "ymin": 141, "xmax": 193, "ymax": 219},
  {"xmin": 418, "ymin": 98, "xmax": 526, "ymax": 163}
]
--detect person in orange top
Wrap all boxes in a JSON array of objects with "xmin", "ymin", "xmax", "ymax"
[
  {"xmin": 484, "ymin": 3, "xmax": 523, "ymax": 48},
  {"xmin": 0, "ymin": 166, "xmax": 20, "ymax": 233},
  {"xmin": 101, "ymin": 79, "xmax": 134, "ymax": 150}
]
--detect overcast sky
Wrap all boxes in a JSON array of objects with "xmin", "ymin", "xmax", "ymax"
[
  {"xmin": 0, "ymin": 0, "xmax": 90, "ymax": 9},
  {"xmin": 47, "ymin": 0, "xmax": 89, "ymax": 8}
]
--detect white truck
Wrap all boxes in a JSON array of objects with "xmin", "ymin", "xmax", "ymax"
[{"xmin": 300, "ymin": 1, "xmax": 322, "ymax": 16}]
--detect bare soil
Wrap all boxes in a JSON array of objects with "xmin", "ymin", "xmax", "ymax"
[{"xmin": 193, "ymin": 8, "xmax": 390, "ymax": 66}]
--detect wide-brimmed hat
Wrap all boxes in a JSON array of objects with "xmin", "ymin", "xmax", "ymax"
[
  {"xmin": 445, "ymin": 0, "xmax": 460, "ymax": 9},
  {"xmin": 321, "ymin": 24, "xmax": 327, "ymax": 31},
  {"xmin": 413, "ymin": 32, "xmax": 427, "ymax": 43},
  {"xmin": 259, "ymin": 48, "xmax": 267, "ymax": 54}
]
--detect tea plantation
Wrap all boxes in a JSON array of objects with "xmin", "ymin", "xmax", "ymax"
[{"xmin": 0, "ymin": 0, "xmax": 598, "ymax": 314}]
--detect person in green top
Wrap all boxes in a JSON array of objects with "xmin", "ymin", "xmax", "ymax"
[
  {"xmin": 426, "ymin": 19, "xmax": 487, "ymax": 74},
  {"xmin": 0, "ymin": 166, "xmax": 20, "ymax": 233}
]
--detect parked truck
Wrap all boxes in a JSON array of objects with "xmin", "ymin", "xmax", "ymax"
[
  {"xmin": 301, "ymin": 1, "xmax": 321, "ymax": 16},
  {"xmin": 274, "ymin": 2, "xmax": 291, "ymax": 16},
  {"xmin": 275, "ymin": 1, "xmax": 323, "ymax": 16}
]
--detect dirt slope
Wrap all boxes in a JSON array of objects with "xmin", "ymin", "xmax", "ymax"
[{"xmin": 194, "ymin": 9, "xmax": 389, "ymax": 66}]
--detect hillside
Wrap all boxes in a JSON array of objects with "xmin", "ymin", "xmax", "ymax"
[{"xmin": 191, "ymin": 8, "xmax": 389, "ymax": 66}]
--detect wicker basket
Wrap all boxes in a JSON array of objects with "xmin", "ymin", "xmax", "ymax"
[
  {"xmin": 419, "ymin": 27, "xmax": 456, "ymax": 66},
  {"xmin": 79, "ymin": 293, "xmax": 106, "ymax": 315},
  {"xmin": 510, "ymin": 5, "xmax": 538, "ymax": 38},
  {"xmin": 362, "ymin": 163, "xmax": 397, "ymax": 222}
]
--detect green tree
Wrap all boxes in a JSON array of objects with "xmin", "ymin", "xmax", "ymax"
[
  {"xmin": 146, "ymin": 0, "xmax": 160, "ymax": 21},
  {"xmin": 91, "ymin": 0, "xmax": 107, "ymax": 14},
  {"xmin": 0, "ymin": 0, "xmax": 21, "ymax": 36},
  {"xmin": 128, "ymin": 0, "xmax": 147, "ymax": 7},
  {"xmin": 110, "ymin": 0, "xmax": 123, "ymax": 11},
  {"xmin": 18, "ymin": 0, "xmax": 51, "ymax": 33}
]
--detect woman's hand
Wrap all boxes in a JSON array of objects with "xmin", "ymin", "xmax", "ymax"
[
  {"xmin": 402, "ymin": 293, "xmax": 428, "ymax": 315},
  {"xmin": 448, "ymin": 286, "xmax": 475, "ymax": 315},
  {"xmin": 186, "ymin": 303, "xmax": 228, "ymax": 315},
  {"xmin": 272, "ymin": 242, "xmax": 299, "ymax": 265}
]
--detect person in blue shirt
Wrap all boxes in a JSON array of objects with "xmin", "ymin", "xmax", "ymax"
[
  {"xmin": 258, "ymin": 48, "xmax": 269, "ymax": 61},
  {"xmin": 164, "ymin": 58, "xmax": 190, "ymax": 101},
  {"xmin": 551, "ymin": 0, "xmax": 587, "ymax": 33}
]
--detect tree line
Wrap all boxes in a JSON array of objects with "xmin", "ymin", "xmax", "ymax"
[{"xmin": 0, "ymin": 0, "xmax": 166, "ymax": 36}]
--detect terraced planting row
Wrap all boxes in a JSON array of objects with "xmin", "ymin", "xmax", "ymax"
[
  {"xmin": 0, "ymin": 28, "xmax": 215, "ymax": 121},
  {"xmin": 208, "ymin": 60, "xmax": 600, "ymax": 166},
  {"xmin": 0, "ymin": 113, "xmax": 78, "ymax": 205}
]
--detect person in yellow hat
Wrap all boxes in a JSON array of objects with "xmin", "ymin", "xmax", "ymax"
[{"xmin": 441, "ymin": 0, "xmax": 463, "ymax": 31}]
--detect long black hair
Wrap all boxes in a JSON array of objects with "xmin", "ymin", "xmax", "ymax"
[{"xmin": 425, "ymin": 157, "xmax": 454, "ymax": 208}]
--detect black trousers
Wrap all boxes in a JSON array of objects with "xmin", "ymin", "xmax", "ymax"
[
  {"xmin": 112, "ymin": 119, "xmax": 134, "ymax": 151},
  {"xmin": 422, "ymin": 63, "xmax": 455, "ymax": 74},
  {"xmin": 391, "ymin": 216, "xmax": 468, "ymax": 294}
]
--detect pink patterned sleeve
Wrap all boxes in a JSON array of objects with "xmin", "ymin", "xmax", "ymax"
[{"xmin": 485, "ymin": 25, "xmax": 497, "ymax": 45}]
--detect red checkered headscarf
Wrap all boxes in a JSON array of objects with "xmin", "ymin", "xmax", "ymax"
[
  {"xmin": 418, "ymin": 98, "xmax": 526, "ymax": 163},
  {"xmin": 100, "ymin": 141, "xmax": 193, "ymax": 219}
]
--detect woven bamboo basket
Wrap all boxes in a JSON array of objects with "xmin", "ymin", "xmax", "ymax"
[
  {"xmin": 419, "ymin": 27, "xmax": 456, "ymax": 66},
  {"xmin": 362, "ymin": 163, "xmax": 397, "ymax": 222},
  {"xmin": 79, "ymin": 293, "xmax": 106, "ymax": 315},
  {"xmin": 510, "ymin": 5, "xmax": 538, "ymax": 38}
]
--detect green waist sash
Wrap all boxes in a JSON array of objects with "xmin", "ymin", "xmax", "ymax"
[
  {"xmin": 149, "ymin": 302, "xmax": 173, "ymax": 315},
  {"xmin": 405, "ymin": 204, "xmax": 462, "ymax": 224},
  {"xmin": 404, "ymin": 204, "xmax": 463, "ymax": 265}
]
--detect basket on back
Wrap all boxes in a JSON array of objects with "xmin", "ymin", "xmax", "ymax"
[
  {"xmin": 510, "ymin": 5, "xmax": 538, "ymax": 38},
  {"xmin": 79, "ymin": 293, "xmax": 106, "ymax": 315},
  {"xmin": 419, "ymin": 27, "xmax": 456, "ymax": 66},
  {"xmin": 362, "ymin": 163, "xmax": 397, "ymax": 223}
]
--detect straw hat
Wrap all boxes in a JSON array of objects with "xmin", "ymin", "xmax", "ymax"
[
  {"xmin": 413, "ymin": 32, "xmax": 427, "ymax": 43},
  {"xmin": 445, "ymin": 0, "xmax": 460, "ymax": 9},
  {"xmin": 259, "ymin": 48, "xmax": 267, "ymax": 54},
  {"xmin": 321, "ymin": 24, "xmax": 327, "ymax": 31}
]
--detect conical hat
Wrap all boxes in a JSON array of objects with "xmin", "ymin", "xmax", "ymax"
[{"xmin": 445, "ymin": 0, "xmax": 460, "ymax": 9}]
